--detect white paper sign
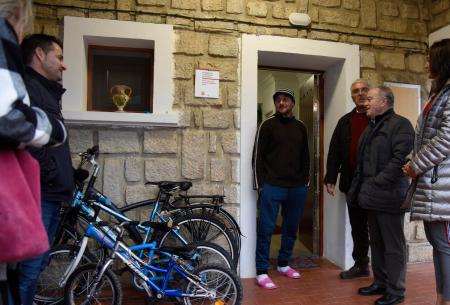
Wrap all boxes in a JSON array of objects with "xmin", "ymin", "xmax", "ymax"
[{"xmin": 194, "ymin": 69, "xmax": 220, "ymax": 98}]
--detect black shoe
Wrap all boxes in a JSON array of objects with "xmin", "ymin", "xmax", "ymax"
[
  {"xmin": 375, "ymin": 293, "xmax": 404, "ymax": 305},
  {"xmin": 340, "ymin": 265, "xmax": 370, "ymax": 279},
  {"xmin": 358, "ymin": 283, "xmax": 387, "ymax": 296}
]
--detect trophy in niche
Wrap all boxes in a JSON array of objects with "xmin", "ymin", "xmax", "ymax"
[{"xmin": 111, "ymin": 85, "xmax": 132, "ymax": 112}]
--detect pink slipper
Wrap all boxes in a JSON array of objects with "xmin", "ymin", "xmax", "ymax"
[
  {"xmin": 256, "ymin": 277, "xmax": 277, "ymax": 289},
  {"xmin": 278, "ymin": 267, "xmax": 301, "ymax": 279}
]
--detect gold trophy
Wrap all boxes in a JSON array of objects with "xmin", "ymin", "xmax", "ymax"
[{"xmin": 111, "ymin": 85, "xmax": 132, "ymax": 112}]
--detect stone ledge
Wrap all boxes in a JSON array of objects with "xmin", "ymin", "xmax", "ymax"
[{"xmin": 63, "ymin": 111, "xmax": 180, "ymax": 127}]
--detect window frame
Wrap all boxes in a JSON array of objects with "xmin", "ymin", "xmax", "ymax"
[{"xmin": 62, "ymin": 16, "xmax": 177, "ymax": 126}]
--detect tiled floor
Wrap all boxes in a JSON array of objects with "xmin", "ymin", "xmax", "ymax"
[
  {"xmin": 242, "ymin": 260, "xmax": 435, "ymax": 305},
  {"xmin": 124, "ymin": 260, "xmax": 436, "ymax": 305}
]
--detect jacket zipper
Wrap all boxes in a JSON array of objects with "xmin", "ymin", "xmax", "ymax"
[{"xmin": 431, "ymin": 165, "xmax": 439, "ymax": 184}]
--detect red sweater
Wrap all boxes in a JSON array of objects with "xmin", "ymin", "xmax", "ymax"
[{"xmin": 350, "ymin": 111, "xmax": 369, "ymax": 173}]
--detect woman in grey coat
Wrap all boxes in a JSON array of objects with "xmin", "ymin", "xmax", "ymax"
[{"xmin": 403, "ymin": 39, "xmax": 450, "ymax": 305}]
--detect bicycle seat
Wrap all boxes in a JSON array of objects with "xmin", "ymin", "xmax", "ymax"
[
  {"xmin": 146, "ymin": 181, "xmax": 193, "ymax": 192},
  {"xmin": 159, "ymin": 245, "xmax": 196, "ymax": 259}
]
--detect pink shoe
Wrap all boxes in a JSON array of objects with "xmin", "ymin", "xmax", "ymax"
[
  {"xmin": 278, "ymin": 267, "xmax": 301, "ymax": 279},
  {"xmin": 256, "ymin": 277, "xmax": 277, "ymax": 289}
]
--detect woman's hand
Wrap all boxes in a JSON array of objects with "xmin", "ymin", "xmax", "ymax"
[{"xmin": 402, "ymin": 162, "xmax": 417, "ymax": 179}]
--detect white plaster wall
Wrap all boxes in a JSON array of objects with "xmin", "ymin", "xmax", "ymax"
[
  {"xmin": 62, "ymin": 17, "xmax": 177, "ymax": 126},
  {"xmin": 429, "ymin": 24, "xmax": 450, "ymax": 45},
  {"xmin": 240, "ymin": 34, "xmax": 359, "ymax": 278},
  {"xmin": 257, "ymin": 71, "xmax": 276, "ymax": 119}
]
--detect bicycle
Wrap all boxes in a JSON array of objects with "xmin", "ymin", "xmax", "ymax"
[
  {"xmin": 64, "ymin": 220, "xmax": 242, "ymax": 305},
  {"xmin": 54, "ymin": 146, "xmax": 239, "ymax": 261},
  {"xmin": 35, "ymin": 187, "xmax": 234, "ymax": 305}
]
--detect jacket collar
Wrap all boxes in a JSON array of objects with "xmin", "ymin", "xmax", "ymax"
[
  {"xmin": 274, "ymin": 112, "xmax": 295, "ymax": 122},
  {"xmin": 371, "ymin": 108, "xmax": 394, "ymax": 125},
  {"xmin": 26, "ymin": 66, "xmax": 66, "ymax": 101}
]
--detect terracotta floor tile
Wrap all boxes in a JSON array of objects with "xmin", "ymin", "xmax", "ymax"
[{"xmin": 120, "ymin": 259, "xmax": 435, "ymax": 305}]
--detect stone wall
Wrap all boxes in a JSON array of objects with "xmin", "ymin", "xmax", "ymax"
[
  {"xmin": 428, "ymin": 0, "xmax": 450, "ymax": 33},
  {"xmin": 32, "ymin": 0, "xmax": 449, "ymax": 262}
]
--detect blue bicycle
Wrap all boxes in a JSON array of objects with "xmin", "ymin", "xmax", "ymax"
[{"xmin": 64, "ymin": 220, "xmax": 242, "ymax": 305}]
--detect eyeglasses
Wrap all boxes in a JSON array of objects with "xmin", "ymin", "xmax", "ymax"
[{"xmin": 351, "ymin": 87, "xmax": 369, "ymax": 94}]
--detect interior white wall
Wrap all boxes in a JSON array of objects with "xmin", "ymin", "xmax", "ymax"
[
  {"xmin": 257, "ymin": 71, "xmax": 276, "ymax": 119},
  {"xmin": 240, "ymin": 34, "xmax": 359, "ymax": 278},
  {"xmin": 429, "ymin": 24, "xmax": 450, "ymax": 45}
]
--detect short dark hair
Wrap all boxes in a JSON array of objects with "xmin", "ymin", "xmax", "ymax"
[
  {"xmin": 21, "ymin": 34, "xmax": 63, "ymax": 65},
  {"xmin": 377, "ymin": 86, "xmax": 394, "ymax": 107},
  {"xmin": 429, "ymin": 39, "xmax": 450, "ymax": 94}
]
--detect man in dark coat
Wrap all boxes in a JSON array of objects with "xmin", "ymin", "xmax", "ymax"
[
  {"xmin": 347, "ymin": 86, "xmax": 414, "ymax": 305},
  {"xmin": 324, "ymin": 79, "xmax": 371, "ymax": 279},
  {"xmin": 18, "ymin": 34, "xmax": 74, "ymax": 305}
]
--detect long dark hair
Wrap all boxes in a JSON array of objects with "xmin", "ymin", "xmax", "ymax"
[{"xmin": 429, "ymin": 39, "xmax": 450, "ymax": 94}]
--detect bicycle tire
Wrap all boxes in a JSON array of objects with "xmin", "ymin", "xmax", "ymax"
[
  {"xmin": 53, "ymin": 224, "xmax": 80, "ymax": 246},
  {"xmin": 64, "ymin": 263, "xmax": 122, "ymax": 305},
  {"xmin": 176, "ymin": 206, "xmax": 241, "ymax": 255},
  {"xmin": 34, "ymin": 244, "xmax": 96, "ymax": 305},
  {"xmin": 159, "ymin": 214, "xmax": 239, "ymax": 266},
  {"xmin": 188, "ymin": 241, "xmax": 235, "ymax": 271},
  {"xmin": 131, "ymin": 240, "xmax": 234, "ymax": 292},
  {"xmin": 183, "ymin": 263, "xmax": 242, "ymax": 305}
]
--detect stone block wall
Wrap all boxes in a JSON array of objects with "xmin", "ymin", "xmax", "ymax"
[{"xmin": 32, "ymin": 0, "xmax": 449, "ymax": 262}]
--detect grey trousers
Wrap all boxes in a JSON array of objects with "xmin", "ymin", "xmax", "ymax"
[
  {"xmin": 367, "ymin": 211, "xmax": 406, "ymax": 297},
  {"xmin": 424, "ymin": 221, "xmax": 450, "ymax": 301}
]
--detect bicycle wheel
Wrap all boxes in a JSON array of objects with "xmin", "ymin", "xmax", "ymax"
[
  {"xmin": 188, "ymin": 241, "xmax": 235, "ymax": 271},
  {"xmin": 65, "ymin": 263, "xmax": 122, "ymax": 305},
  {"xmin": 183, "ymin": 264, "xmax": 242, "ymax": 305},
  {"xmin": 180, "ymin": 206, "xmax": 241, "ymax": 255},
  {"xmin": 159, "ymin": 214, "xmax": 238, "ymax": 266},
  {"xmin": 131, "ymin": 240, "xmax": 234, "ymax": 292},
  {"xmin": 34, "ymin": 244, "xmax": 96, "ymax": 305},
  {"xmin": 53, "ymin": 224, "xmax": 80, "ymax": 246}
]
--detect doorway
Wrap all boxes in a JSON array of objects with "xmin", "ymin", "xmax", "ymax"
[
  {"xmin": 240, "ymin": 34, "xmax": 360, "ymax": 278},
  {"xmin": 257, "ymin": 68, "xmax": 323, "ymax": 258}
]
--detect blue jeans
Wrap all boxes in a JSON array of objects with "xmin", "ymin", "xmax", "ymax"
[
  {"xmin": 19, "ymin": 200, "xmax": 61, "ymax": 305},
  {"xmin": 255, "ymin": 183, "xmax": 308, "ymax": 273}
]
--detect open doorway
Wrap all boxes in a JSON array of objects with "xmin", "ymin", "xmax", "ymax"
[
  {"xmin": 240, "ymin": 34, "xmax": 360, "ymax": 278},
  {"xmin": 257, "ymin": 68, "xmax": 323, "ymax": 259}
]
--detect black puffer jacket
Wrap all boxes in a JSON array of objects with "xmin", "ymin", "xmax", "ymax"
[
  {"xmin": 25, "ymin": 67, "xmax": 74, "ymax": 202},
  {"xmin": 347, "ymin": 109, "xmax": 414, "ymax": 213}
]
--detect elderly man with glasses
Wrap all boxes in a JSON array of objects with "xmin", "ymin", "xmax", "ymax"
[{"xmin": 324, "ymin": 79, "xmax": 371, "ymax": 279}]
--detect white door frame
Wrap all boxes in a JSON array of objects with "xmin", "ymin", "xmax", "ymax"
[{"xmin": 240, "ymin": 34, "xmax": 360, "ymax": 278}]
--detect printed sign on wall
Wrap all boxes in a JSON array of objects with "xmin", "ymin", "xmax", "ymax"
[{"xmin": 194, "ymin": 69, "xmax": 220, "ymax": 99}]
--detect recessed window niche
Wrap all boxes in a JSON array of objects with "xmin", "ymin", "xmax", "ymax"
[
  {"xmin": 62, "ymin": 17, "xmax": 177, "ymax": 126},
  {"xmin": 87, "ymin": 45, "xmax": 154, "ymax": 113}
]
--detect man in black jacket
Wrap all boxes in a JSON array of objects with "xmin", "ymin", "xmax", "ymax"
[
  {"xmin": 252, "ymin": 88, "xmax": 309, "ymax": 289},
  {"xmin": 324, "ymin": 79, "xmax": 371, "ymax": 279},
  {"xmin": 18, "ymin": 34, "xmax": 74, "ymax": 305},
  {"xmin": 347, "ymin": 87, "xmax": 414, "ymax": 305}
]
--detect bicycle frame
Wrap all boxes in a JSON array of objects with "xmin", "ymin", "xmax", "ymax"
[
  {"xmin": 84, "ymin": 222, "xmax": 212, "ymax": 300},
  {"xmin": 72, "ymin": 188, "xmax": 190, "ymax": 248}
]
